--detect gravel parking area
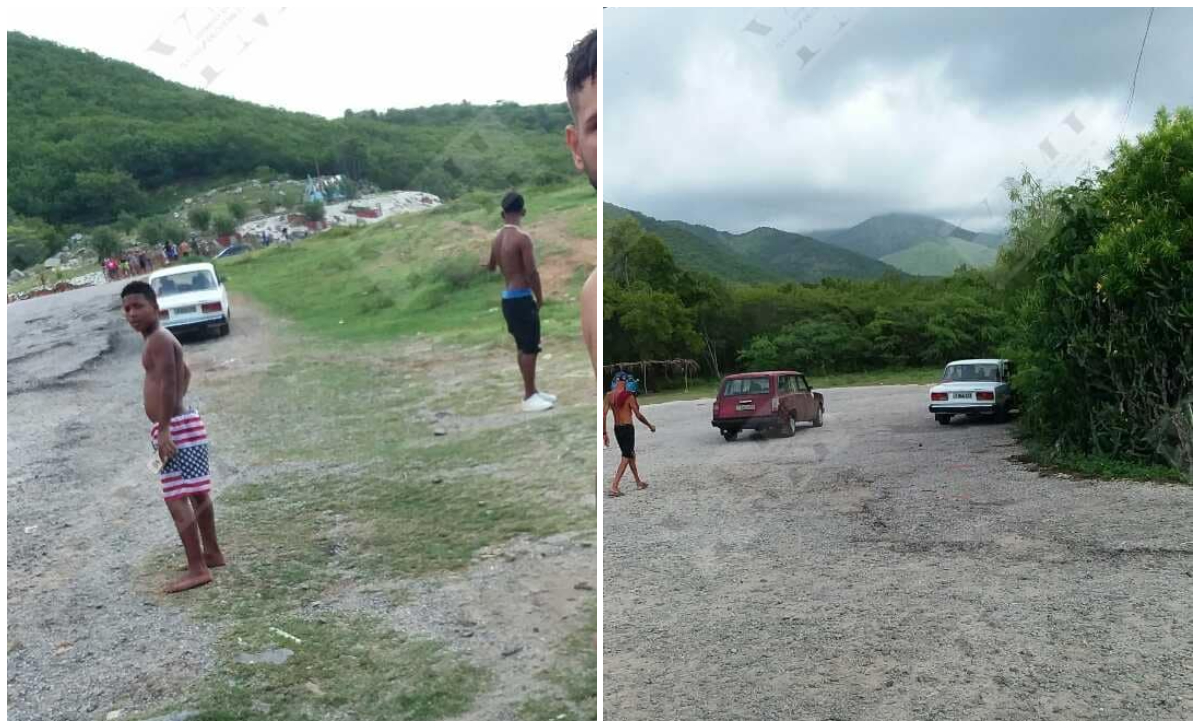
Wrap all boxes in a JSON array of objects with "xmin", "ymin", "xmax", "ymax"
[{"xmin": 602, "ymin": 385, "xmax": 1192, "ymax": 720}]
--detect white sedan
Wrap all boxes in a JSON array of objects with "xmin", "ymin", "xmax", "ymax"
[
  {"xmin": 148, "ymin": 262, "xmax": 231, "ymax": 337},
  {"xmin": 928, "ymin": 358, "xmax": 1016, "ymax": 424}
]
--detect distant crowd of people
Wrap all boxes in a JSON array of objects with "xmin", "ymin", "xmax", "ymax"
[{"xmin": 102, "ymin": 239, "xmax": 222, "ymax": 281}]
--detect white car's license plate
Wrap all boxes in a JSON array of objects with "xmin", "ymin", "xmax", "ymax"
[
  {"xmin": 736, "ymin": 403, "xmax": 755, "ymax": 411},
  {"xmin": 953, "ymin": 392, "xmax": 973, "ymax": 399},
  {"xmin": 173, "ymin": 306, "xmax": 197, "ymax": 314}
]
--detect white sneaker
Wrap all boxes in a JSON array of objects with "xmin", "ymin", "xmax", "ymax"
[
  {"xmin": 536, "ymin": 391, "xmax": 557, "ymax": 403},
  {"xmin": 521, "ymin": 394, "xmax": 554, "ymax": 412}
]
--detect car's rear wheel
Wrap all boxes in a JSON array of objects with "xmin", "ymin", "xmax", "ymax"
[
  {"xmin": 993, "ymin": 407, "xmax": 1009, "ymax": 423},
  {"xmin": 812, "ymin": 405, "xmax": 824, "ymax": 427},
  {"xmin": 936, "ymin": 414, "xmax": 952, "ymax": 425},
  {"xmin": 722, "ymin": 429, "xmax": 738, "ymax": 442},
  {"xmin": 781, "ymin": 413, "xmax": 796, "ymax": 437}
]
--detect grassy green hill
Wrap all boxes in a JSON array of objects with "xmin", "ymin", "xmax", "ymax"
[
  {"xmin": 604, "ymin": 204, "xmax": 900, "ymax": 284},
  {"xmin": 603, "ymin": 204, "xmax": 776, "ymax": 283},
  {"xmin": 880, "ymin": 236, "xmax": 998, "ymax": 276},
  {"xmin": 224, "ymin": 183, "xmax": 595, "ymax": 344},
  {"xmin": 7, "ymin": 31, "xmax": 577, "ymax": 227},
  {"xmin": 816, "ymin": 213, "xmax": 1005, "ymax": 259},
  {"xmin": 724, "ymin": 226, "xmax": 900, "ymax": 281}
]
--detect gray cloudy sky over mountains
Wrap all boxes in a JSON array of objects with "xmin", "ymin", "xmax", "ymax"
[{"xmin": 604, "ymin": 7, "xmax": 1193, "ymax": 234}]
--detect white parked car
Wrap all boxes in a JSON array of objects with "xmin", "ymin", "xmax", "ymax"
[
  {"xmin": 928, "ymin": 358, "xmax": 1016, "ymax": 425},
  {"xmin": 148, "ymin": 263, "xmax": 231, "ymax": 338}
]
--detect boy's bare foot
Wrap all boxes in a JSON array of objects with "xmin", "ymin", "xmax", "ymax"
[
  {"xmin": 607, "ymin": 489, "xmax": 624, "ymax": 498},
  {"xmin": 637, "ymin": 480, "xmax": 650, "ymax": 490},
  {"xmin": 178, "ymin": 553, "xmax": 227, "ymax": 571},
  {"xmin": 164, "ymin": 570, "xmax": 213, "ymax": 593}
]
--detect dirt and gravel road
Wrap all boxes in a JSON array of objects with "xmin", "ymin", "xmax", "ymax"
[
  {"xmin": 7, "ymin": 279, "xmax": 221, "ymax": 720},
  {"xmin": 603, "ymin": 386, "xmax": 1192, "ymax": 720}
]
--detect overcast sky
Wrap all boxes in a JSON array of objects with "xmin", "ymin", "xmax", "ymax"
[
  {"xmin": 7, "ymin": 7, "xmax": 594, "ymax": 117},
  {"xmin": 605, "ymin": 7, "xmax": 1192, "ymax": 234}
]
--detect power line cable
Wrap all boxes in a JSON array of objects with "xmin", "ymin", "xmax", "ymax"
[{"xmin": 1121, "ymin": 7, "xmax": 1155, "ymax": 137}]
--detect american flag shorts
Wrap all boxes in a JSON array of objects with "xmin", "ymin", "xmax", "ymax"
[{"xmin": 150, "ymin": 408, "xmax": 212, "ymax": 501}]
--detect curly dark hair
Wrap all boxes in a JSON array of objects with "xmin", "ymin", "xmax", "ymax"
[
  {"xmin": 120, "ymin": 279, "xmax": 156, "ymax": 306},
  {"xmin": 565, "ymin": 29, "xmax": 596, "ymax": 117}
]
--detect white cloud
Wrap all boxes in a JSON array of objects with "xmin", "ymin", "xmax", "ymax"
[{"xmin": 605, "ymin": 7, "xmax": 1187, "ymax": 233}]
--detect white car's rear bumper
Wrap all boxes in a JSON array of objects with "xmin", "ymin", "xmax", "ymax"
[{"xmin": 929, "ymin": 403, "xmax": 999, "ymax": 415}]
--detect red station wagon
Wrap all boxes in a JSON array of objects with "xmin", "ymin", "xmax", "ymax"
[{"xmin": 711, "ymin": 370, "xmax": 825, "ymax": 441}]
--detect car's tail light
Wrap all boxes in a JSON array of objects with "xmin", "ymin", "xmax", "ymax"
[
  {"xmin": 201, "ymin": 302, "xmax": 223, "ymax": 313},
  {"xmin": 770, "ymin": 396, "xmax": 779, "ymax": 412},
  {"xmin": 977, "ymin": 391, "xmax": 994, "ymax": 401},
  {"xmin": 931, "ymin": 392, "xmax": 948, "ymax": 401},
  {"xmin": 159, "ymin": 309, "xmax": 169, "ymax": 320}
]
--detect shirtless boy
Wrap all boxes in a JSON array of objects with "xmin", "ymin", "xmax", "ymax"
[
  {"xmin": 603, "ymin": 372, "xmax": 656, "ymax": 497},
  {"xmin": 485, "ymin": 192, "xmax": 557, "ymax": 412},
  {"xmin": 121, "ymin": 281, "xmax": 224, "ymax": 593}
]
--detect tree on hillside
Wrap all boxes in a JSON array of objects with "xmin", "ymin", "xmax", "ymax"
[
  {"xmin": 212, "ymin": 213, "xmax": 237, "ymax": 238},
  {"xmin": 227, "ymin": 200, "xmax": 248, "ymax": 222},
  {"xmin": 163, "ymin": 221, "xmax": 189, "ymax": 244},
  {"xmin": 187, "ymin": 207, "xmax": 212, "ymax": 233},
  {"xmin": 303, "ymin": 200, "xmax": 326, "ymax": 223},
  {"xmin": 259, "ymin": 198, "xmax": 276, "ymax": 216},
  {"xmin": 115, "ymin": 211, "xmax": 139, "ymax": 235},
  {"xmin": 71, "ymin": 169, "xmax": 146, "ymax": 221},
  {"xmin": 139, "ymin": 218, "xmax": 167, "ymax": 246},
  {"xmin": 91, "ymin": 227, "xmax": 122, "ymax": 262},
  {"xmin": 7, "ymin": 219, "xmax": 52, "ymax": 271}
]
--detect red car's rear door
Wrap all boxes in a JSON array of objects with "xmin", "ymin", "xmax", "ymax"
[{"xmin": 718, "ymin": 375, "xmax": 774, "ymax": 419}]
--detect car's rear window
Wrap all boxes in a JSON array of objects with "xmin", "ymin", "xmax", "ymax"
[
  {"xmin": 723, "ymin": 377, "xmax": 771, "ymax": 396},
  {"xmin": 943, "ymin": 364, "xmax": 1000, "ymax": 382},
  {"xmin": 152, "ymin": 271, "xmax": 216, "ymax": 296}
]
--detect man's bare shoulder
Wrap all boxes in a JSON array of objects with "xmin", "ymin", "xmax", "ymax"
[{"xmin": 146, "ymin": 328, "xmax": 181, "ymax": 357}]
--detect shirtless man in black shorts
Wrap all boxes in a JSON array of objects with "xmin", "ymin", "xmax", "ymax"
[
  {"xmin": 603, "ymin": 372, "xmax": 656, "ymax": 497},
  {"xmin": 485, "ymin": 191, "xmax": 557, "ymax": 412}
]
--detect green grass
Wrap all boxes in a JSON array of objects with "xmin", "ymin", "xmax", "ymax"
[
  {"xmin": 1018, "ymin": 444, "xmax": 1189, "ymax": 484},
  {"xmin": 635, "ymin": 367, "xmax": 944, "ymax": 404},
  {"xmin": 217, "ymin": 180, "xmax": 594, "ymax": 346},
  {"xmin": 135, "ymin": 182, "xmax": 596, "ymax": 720},
  {"xmin": 880, "ymin": 237, "xmax": 997, "ymax": 276},
  {"xmin": 137, "ymin": 615, "xmax": 487, "ymax": 721}
]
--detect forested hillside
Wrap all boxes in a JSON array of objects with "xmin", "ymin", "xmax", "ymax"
[{"xmin": 7, "ymin": 31, "xmax": 577, "ymax": 227}]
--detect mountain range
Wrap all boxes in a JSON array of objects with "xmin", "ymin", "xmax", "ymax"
[
  {"xmin": 807, "ymin": 212, "xmax": 1006, "ymax": 276},
  {"xmin": 607, "ymin": 205, "xmax": 1008, "ymax": 282},
  {"xmin": 604, "ymin": 204, "xmax": 902, "ymax": 284}
]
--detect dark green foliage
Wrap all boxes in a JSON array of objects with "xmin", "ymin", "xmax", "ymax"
[
  {"xmin": 115, "ymin": 211, "xmax": 139, "ymax": 234},
  {"xmin": 212, "ymin": 213, "xmax": 237, "ymax": 237},
  {"xmin": 999, "ymin": 107, "xmax": 1192, "ymax": 472},
  {"xmin": 91, "ymin": 226, "xmax": 121, "ymax": 261},
  {"xmin": 7, "ymin": 32, "xmax": 577, "ymax": 227},
  {"xmin": 7, "ymin": 216, "xmax": 57, "ymax": 270},
  {"xmin": 604, "ymin": 204, "xmax": 899, "ymax": 283},
  {"xmin": 605, "ymin": 214, "xmax": 1011, "ymax": 378},
  {"xmin": 227, "ymin": 200, "xmax": 248, "ymax": 222},
  {"xmin": 302, "ymin": 200, "xmax": 326, "ymax": 223},
  {"xmin": 187, "ymin": 207, "xmax": 212, "ymax": 233}
]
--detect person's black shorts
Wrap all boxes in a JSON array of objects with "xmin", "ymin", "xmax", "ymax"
[
  {"xmin": 614, "ymin": 423, "xmax": 636, "ymax": 459},
  {"xmin": 502, "ymin": 296, "xmax": 541, "ymax": 354}
]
